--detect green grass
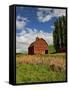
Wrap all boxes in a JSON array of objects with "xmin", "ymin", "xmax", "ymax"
[
  {"xmin": 16, "ymin": 63, "xmax": 66, "ymax": 84},
  {"xmin": 48, "ymin": 45, "xmax": 56, "ymax": 54}
]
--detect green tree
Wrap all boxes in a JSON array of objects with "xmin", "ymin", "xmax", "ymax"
[
  {"xmin": 53, "ymin": 16, "xmax": 66, "ymax": 52},
  {"xmin": 53, "ymin": 20, "xmax": 60, "ymax": 52}
]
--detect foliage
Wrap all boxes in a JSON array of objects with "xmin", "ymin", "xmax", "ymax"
[{"xmin": 53, "ymin": 16, "xmax": 67, "ymax": 52}]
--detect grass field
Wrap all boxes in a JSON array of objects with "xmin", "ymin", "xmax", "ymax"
[
  {"xmin": 48, "ymin": 45, "xmax": 56, "ymax": 54},
  {"xmin": 16, "ymin": 53, "xmax": 66, "ymax": 84}
]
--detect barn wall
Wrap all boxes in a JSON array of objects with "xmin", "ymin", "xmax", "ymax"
[
  {"xmin": 28, "ymin": 46, "xmax": 34, "ymax": 54},
  {"xmin": 34, "ymin": 40, "xmax": 48, "ymax": 54}
]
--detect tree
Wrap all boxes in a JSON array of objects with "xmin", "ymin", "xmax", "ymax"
[
  {"xmin": 53, "ymin": 20, "xmax": 60, "ymax": 52},
  {"xmin": 53, "ymin": 16, "xmax": 66, "ymax": 52}
]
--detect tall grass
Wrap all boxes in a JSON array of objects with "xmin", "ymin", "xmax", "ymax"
[{"xmin": 16, "ymin": 53, "xmax": 66, "ymax": 83}]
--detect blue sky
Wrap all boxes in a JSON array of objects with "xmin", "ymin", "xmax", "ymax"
[
  {"xmin": 16, "ymin": 6, "xmax": 66, "ymax": 53},
  {"xmin": 16, "ymin": 6, "xmax": 56, "ymax": 33}
]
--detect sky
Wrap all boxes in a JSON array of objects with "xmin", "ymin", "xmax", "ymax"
[{"xmin": 16, "ymin": 6, "xmax": 66, "ymax": 53}]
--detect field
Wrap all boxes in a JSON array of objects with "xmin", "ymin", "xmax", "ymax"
[
  {"xmin": 48, "ymin": 45, "xmax": 56, "ymax": 53},
  {"xmin": 16, "ymin": 53, "xmax": 66, "ymax": 84}
]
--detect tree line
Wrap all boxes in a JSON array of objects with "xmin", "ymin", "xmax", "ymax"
[{"xmin": 53, "ymin": 16, "xmax": 67, "ymax": 52}]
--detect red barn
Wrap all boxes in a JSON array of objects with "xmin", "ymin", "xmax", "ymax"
[{"xmin": 28, "ymin": 37, "xmax": 48, "ymax": 55}]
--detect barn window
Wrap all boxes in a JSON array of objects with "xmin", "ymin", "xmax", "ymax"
[{"xmin": 45, "ymin": 50, "xmax": 48, "ymax": 54}]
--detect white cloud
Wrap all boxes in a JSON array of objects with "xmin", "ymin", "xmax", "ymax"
[
  {"xmin": 16, "ymin": 16, "xmax": 29, "ymax": 30},
  {"xmin": 51, "ymin": 25, "xmax": 55, "ymax": 30},
  {"xmin": 53, "ymin": 9, "xmax": 66, "ymax": 17},
  {"xmin": 37, "ymin": 8, "xmax": 66, "ymax": 22},
  {"xmin": 37, "ymin": 8, "xmax": 52, "ymax": 22},
  {"xmin": 16, "ymin": 28, "xmax": 53, "ymax": 53}
]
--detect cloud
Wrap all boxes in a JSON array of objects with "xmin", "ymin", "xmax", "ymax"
[
  {"xmin": 53, "ymin": 9, "xmax": 66, "ymax": 17},
  {"xmin": 51, "ymin": 25, "xmax": 55, "ymax": 29},
  {"xmin": 16, "ymin": 28, "xmax": 53, "ymax": 53},
  {"xmin": 37, "ymin": 8, "xmax": 66, "ymax": 22},
  {"xmin": 16, "ymin": 16, "xmax": 29, "ymax": 30}
]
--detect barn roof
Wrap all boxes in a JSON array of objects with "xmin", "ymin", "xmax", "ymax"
[
  {"xmin": 28, "ymin": 37, "xmax": 48, "ymax": 48},
  {"xmin": 29, "ymin": 41, "xmax": 35, "ymax": 47}
]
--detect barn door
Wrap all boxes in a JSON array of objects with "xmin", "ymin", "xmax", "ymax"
[{"xmin": 45, "ymin": 50, "xmax": 48, "ymax": 54}]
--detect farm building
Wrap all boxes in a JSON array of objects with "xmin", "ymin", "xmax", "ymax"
[{"xmin": 28, "ymin": 37, "xmax": 48, "ymax": 55}]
